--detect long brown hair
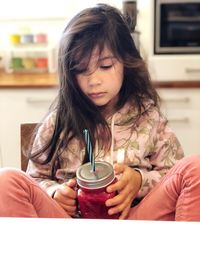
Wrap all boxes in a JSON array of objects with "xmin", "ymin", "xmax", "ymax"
[{"xmin": 29, "ymin": 4, "xmax": 160, "ymax": 176}]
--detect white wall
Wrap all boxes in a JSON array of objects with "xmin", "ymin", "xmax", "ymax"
[
  {"xmin": 137, "ymin": 0, "xmax": 154, "ymax": 60},
  {"xmin": 0, "ymin": 0, "xmax": 123, "ymax": 19},
  {"xmin": 0, "ymin": 1, "xmax": 124, "ymax": 51},
  {"xmin": 0, "ymin": 1, "xmax": 150, "ymax": 43},
  {"xmin": 0, "ymin": 1, "xmax": 151, "ymax": 69}
]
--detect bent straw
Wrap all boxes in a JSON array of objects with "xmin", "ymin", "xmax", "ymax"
[{"xmin": 83, "ymin": 129, "xmax": 96, "ymax": 172}]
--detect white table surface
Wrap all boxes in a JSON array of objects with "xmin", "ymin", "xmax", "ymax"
[{"xmin": 0, "ymin": 218, "xmax": 199, "ymax": 267}]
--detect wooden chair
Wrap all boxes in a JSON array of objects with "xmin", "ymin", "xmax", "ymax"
[{"xmin": 20, "ymin": 123, "xmax": 37, "ymax": 171}]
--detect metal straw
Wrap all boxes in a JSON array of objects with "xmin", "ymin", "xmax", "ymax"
[{"xmin": 83, "ymin": 129, "xmax": 96, "ymax": 172}]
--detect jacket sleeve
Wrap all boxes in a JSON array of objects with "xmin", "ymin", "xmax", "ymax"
[
  {"xmin": 136, "ymin": 111, "xmax": 184, "ymax": 198},
  {"xmin": 26, "ymin": 112, "xmax": 61, "ymax": 197}
]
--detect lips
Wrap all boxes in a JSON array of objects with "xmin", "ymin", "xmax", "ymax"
[{"xmin": 88, "ymin": 92, "xmax": 106, "ymax": 99}]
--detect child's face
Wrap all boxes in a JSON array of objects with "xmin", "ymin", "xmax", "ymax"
[{"xmin": 76, "ymin": 46, "xmax": 124, "ymax": 108}]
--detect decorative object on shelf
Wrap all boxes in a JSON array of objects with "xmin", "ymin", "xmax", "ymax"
[
  {"xmin": 122, "ymin": 0, "xmax": 137, "ymax": 33},
  {"xmin": 34, "ymin": 33, "xmax": 47, "ymax": 44},
  {"xmin": 9, "ymin": 55, "xmax": 49, "ymax": 73},
  {"xmin": 35, "ymin": 58, "xmax": 48, "ymax": 69},
  {"xmin": 10, "ymin": 34, "xmax": 21, "ymax": 45},
  {"xmin": 11, "ymin": 57, "xmax": 23, "ymax": 69},
  {"xmin": 122, "ymin": 1, "xmax": 140, "ymax": 51},
  {"xmin": 9, "ymin": 33, "xmax": 47, "ymax": 46},
  {"xmin": 22, "ymin": 58, "xmax": 35, "ymax": 69},
  {"xmin": 20, "ymin": 34, "xmax": 34, "ymax": 44},
  {"xmin": 5, "ymin": 32, "xmax": 56, "ymax": 74}
]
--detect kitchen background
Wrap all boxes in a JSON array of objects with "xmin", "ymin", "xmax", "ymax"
[{"xmin": 0, "ymin": 0, "xmax": 200, "ymax": 168}]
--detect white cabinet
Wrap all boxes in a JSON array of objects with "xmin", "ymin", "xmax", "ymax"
[
  {"xmin": 0, "ymin": 88, "xmax": 58, "ymax": 168},
  {"xmin": 149, "ymin": 56, "xmax": 200, "ymax": 81},
  {"xmin": 158, "ymin": 89, "xmax": 200, "ymax": 156}
]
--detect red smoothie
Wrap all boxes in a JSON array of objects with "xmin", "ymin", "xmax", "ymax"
[{"xmin": 76, "ymin": 161, "xmax": 119, "ymax": 219}]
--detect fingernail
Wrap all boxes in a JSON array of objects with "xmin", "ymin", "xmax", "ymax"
[
  {"xmin": 105, "ymin": 200, "xmax": 110, "ymax": 207},
  {"xmin": 106, "ymin": 186, "xmax": 111, "ymax": 193},
  {"xmin": 108, "ymin": 209, "xmax": 113, "ymax": 215}
]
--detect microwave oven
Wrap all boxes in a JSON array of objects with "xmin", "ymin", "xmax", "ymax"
[{"xmin": 154, "ymin": 0, "xmax": 200, "ymax": 54}]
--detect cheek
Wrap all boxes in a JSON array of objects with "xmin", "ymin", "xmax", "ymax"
[
  {"xmin": 119, "ymin": 67, "xmax": 124, "ymax": 84},
  {"xmin": 115, "ymin": 68, "xmax": 124, "ymax": 90},
  {"xmin": 76, "ymin": 76, "xmax": 86, "ymax": 92},
  {"xmin": 113, "ymin": 64, "xmax": 124, "ymax": 85}
]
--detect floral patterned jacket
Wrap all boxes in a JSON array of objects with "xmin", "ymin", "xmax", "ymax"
[{"xmin": 27, "ymin": 100, "xmax": 184, "ymax": 199}]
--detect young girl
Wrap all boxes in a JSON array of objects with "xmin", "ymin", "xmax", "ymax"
[{"xmin": 0, "ymin": 4, "xmax": 200, "ymax": 220}]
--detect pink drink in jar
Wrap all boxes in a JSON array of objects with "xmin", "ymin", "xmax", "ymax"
[{"xmin": 76, "ymin": 161, "xmax": 119, "ymax": 219}]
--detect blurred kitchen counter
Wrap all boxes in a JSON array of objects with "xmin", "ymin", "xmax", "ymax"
[
  {"xmin": 0, "ymin": 70, "xmax": 200, "ymax": 89},
  {"xmin": 153, "ymin": 80, "xmax": 200, "ymax": 89},
  {"xmin": 0, "ymin": 71, "xmax": 59, "ymax": 89}
]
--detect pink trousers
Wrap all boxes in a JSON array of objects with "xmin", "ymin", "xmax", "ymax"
[{"xmin": 0, "ymin": 155, "xmax": 200, "ymax": 221}]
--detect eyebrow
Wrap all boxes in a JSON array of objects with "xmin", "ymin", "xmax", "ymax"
[{"xmin": 99, "ymin": 55, "xmax": 115, "ymax": 61}]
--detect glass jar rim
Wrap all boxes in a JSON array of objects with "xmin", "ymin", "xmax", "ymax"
[{"xmin": 76, "ymin": 161, "xmax": 114, "ymax": 189}]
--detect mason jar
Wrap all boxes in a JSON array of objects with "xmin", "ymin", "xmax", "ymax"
[{"xmin": 76, "ymin": 161, "xmax": 119, "ymax": 219}]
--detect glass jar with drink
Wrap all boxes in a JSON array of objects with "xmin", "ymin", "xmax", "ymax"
[{"xmin": 76, "ymin": 161, "xmax": 119, "ymax": 219}]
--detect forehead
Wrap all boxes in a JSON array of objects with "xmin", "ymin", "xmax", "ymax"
[
  {"xmin": 91, "ymin": 46, "xmax": 113, "ymax": 59},
  {"xmin": 73, "ymin": 45, "xmax": 116, "ymax": 71},
  {"xmin": 83, "ymin": 46, "xmax": 114, "ymax": 68}
]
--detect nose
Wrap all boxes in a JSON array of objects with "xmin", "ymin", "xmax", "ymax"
[{"xmin": 88, "ymin": 69, "xmax": 102, "ymax": 87}]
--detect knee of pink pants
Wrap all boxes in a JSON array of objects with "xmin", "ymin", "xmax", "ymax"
[
  {"xmin": 128, "ymin": 154, "xmax": 200, "ymax": 221},
  {"xmin": 0, "ymin": 168, "xmax": 70, "ymax": 218},
  {"xmin": 0, "ymin": 167, "xmax": 34, "ymax": 191}
]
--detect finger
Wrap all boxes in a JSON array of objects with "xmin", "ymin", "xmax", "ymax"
[
  {"xmin": 108, "ymin": 197, "xmax": 132, "ymax": 215},
  {"xmin": 106, "ymin": 178, "xmax": 126, "ymax": 193},
  {"xmin": 107, "ymin": 202, "xmax": 124, "ymax": 216},
  {"xmin": 106, "ymin": 190, "xmax": 126, "ymax": 207},
  {"xmin": 107, "ymin": 190, "xmax": 132, "ymax": 213},
  {"xmin": 61, "ymin": 203, "xmax": 77, "ymax": 213},
  {"xmin": 113, "ymin": 163, "xmax": 126, "ymax": 174},
  {"xmin": 64, "ymin": 197, "xmax": 77, "ymax": 206},
  {"xmin": 119, "ymin": 205, "xmax": 131, "ymax": 220},
  {"xmin": 65, "ymin": 178, "xmax": 77, "ymax": 188},
  {"xmin": 107, "ymin": 197, "xmax": 131, "ymax": 217},
  {"xmin": 56, "ymin": 201, "xmax": 77, "ymax": 215},
  {"xmin": 107, "ymin": 173, "xmax": 132, "ymax": 203},
  {"xmin": 54, "ymin": 191, "xmax": 77, "ymax": 205},
  {"xmin": 59, "ymin": 184, "xmax": 77, "ymax": 199}
]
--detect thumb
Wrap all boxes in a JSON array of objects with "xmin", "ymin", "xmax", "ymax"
[{"xmin": 65, "ymin": 178, "xmax": 77, "ymax": 188}]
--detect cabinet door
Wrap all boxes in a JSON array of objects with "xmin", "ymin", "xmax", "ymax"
[
  {"xmin": 158, "ymin": 89, "xmax": 200, "ymax": 156},
  {"xmin": 0, "ymin": 96, "xmax": 4, "ymax": 167},
  {"xmin": 0, "ymin": 88, "xmax": 58, "ymax": 168}
]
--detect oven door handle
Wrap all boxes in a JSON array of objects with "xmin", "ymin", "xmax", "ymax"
[{"xmin": 185, "ymin": 68, "xmax": 200, "ymax": 74}]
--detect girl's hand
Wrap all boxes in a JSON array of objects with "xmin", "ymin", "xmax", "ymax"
[
  {"xmin": 53, "ymin": 178, "xmax": 77, "ymax": 216},
  {"xmin": 105, "ymin": 164, "xmax": 142, "ymax": 219}
]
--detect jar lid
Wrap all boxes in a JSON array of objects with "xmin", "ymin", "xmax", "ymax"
[{"xmin": 76, "ymin": 161, "xmax": 114, "ymax": 189}]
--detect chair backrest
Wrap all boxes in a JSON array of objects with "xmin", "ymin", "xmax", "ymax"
[{"xmin": 20, "ymin": 123, "xmax": 37, "ymax": 171}]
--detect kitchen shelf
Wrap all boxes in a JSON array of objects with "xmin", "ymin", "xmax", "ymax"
[{"xmin": 4, "ymin": 43, "xmax": 57, "ymax": 74}]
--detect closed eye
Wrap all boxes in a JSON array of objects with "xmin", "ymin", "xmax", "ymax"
[{"xmin": 100, "ymin": 65, "xmax": 113, "ymax": 69}]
